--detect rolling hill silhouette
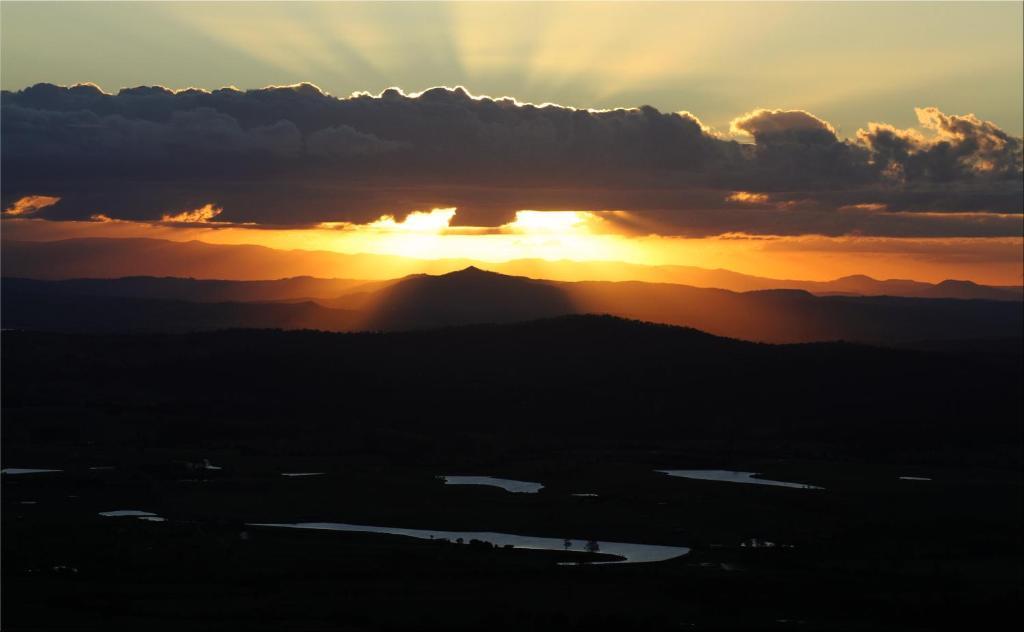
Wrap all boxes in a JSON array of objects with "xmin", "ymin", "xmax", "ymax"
[
  {"xmin": 0, "ymin": 291, "xmax": 358, "ymax": 334},
  {"xmin": 4, "ymin": 315, "xmax": 1019, "ymax": 459},
  {"xmin": 561, "ymin": 280, "xmax": 1024, "ymax": 344},
  {"xmin": 0, "ymin": 275, "xmax": 380, "ymax": 303}
]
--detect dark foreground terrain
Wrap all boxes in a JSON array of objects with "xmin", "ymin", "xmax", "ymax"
[{"xmin": 2, "ymin": 316, "xmax": 1022, "ymax": 630}]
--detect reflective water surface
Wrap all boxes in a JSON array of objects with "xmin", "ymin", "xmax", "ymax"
[
  {"xmin": 657, "ymin": 469, "xmax": 824, "ymax": 490},
  {"xmin": 442, "ymin": 476, "xmax": 544, "ymax": 494},
  {"xmin": 249, "ymin": 522, "xmax": 689, "ymax": 564}
]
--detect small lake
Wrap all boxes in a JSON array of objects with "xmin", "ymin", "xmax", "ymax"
[
  {"xmin": 442, "ymin": 476, "xmax": 544, "ymax": 494},
  {"xmin": 1, "ymin": 468, "xmax": 62, "ymax": 475},
  {"xmin": 249, "ymin": 522, "xmax": 688, "ymax": 564},
  {"xmin": 657, "ymin": 470, "xmax": 824, "ymax": 490},
  {"xmin": 99, "ymin": 510, "xmax": 166, "ymax": 522}
]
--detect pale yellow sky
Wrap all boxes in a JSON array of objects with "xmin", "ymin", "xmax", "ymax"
[{"xmin": 2, "ymin": 1, "xmax": 1022, "ymax": 136}]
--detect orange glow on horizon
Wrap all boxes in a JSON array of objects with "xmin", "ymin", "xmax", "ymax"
[{"xmin": 2, "ymin": 210, "xmax": 1022, "ymax": 286}]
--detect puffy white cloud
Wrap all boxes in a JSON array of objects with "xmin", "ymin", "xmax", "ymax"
[
  {"xmin": 730, "ymin": 108, "xmax": 837, "ymax": 144},
  {"xmin": 857, "ymin": 108, "xmax": 1022, "ymax": 183}
]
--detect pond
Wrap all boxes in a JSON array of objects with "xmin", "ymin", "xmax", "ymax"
[
  {"xmin": 249, "ymin": 521, "xmax": 688, "ymax": 564},
  {"xmin": 441, "ymin": 476, "xmax": 544, "ymax": 494},
  {"xmin": 657, "ymin": 469, "xmax": 824, "ymax": 490}
]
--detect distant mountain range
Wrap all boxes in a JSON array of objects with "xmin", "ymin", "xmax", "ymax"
[
  {"xmin": 4, "ymin": 237, "xmax": 1021, "ymax": 301},
  {"xmin": 4, "ymin": 267, "xmax": 1022, "ymax": 345}
]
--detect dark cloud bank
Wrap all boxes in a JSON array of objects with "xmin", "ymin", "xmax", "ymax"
[{"xmin": 2, "ymin": 82, "xmax": 1021, "ymax": 237}]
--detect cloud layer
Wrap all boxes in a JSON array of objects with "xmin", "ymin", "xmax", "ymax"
[{"xmin": 2, "ymin": 83, "xmax": 1021, "ymax": 237}]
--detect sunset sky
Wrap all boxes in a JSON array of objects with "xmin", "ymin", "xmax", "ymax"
[{"xmin": 2, "ymin": 1, "xmax": 1022, "ymax": 284}]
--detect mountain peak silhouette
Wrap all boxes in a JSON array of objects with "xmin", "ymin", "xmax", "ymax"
[
  {"xmin": 363, "ymin": 268, "xmax": 575, "ymax": 330},
  {"xmin": 443, "ymin": 265, "xmax": 495, "ymax": 277}
]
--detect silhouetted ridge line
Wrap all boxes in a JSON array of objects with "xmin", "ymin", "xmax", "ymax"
[
  {"xmin": 3, "ymin": 269, "xmax": 1021, "ymax": 345},
  {"xmin": 5, "ymin": 237, "xmax": 1021, "ymax": 301}
]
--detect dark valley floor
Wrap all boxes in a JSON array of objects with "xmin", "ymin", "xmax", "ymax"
[{"xmin": 2, "ymin": 318, "xmax": 1021, "ymax": 630}]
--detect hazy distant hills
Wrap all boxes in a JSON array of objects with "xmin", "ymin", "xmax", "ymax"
[
  {"xmin": 1, "ymin": 291, "xmax": 359, "ymax": 334},
  {"xmin": 561, "ymin": 280, "xmax": 1023, "ymax": 345},
  {"xmin": 0, "ymin": 238, "xmax": 472, "ymax": 283},
  {"xmin": 4, "ymin": 268, "xmax": 1022, "ymax": 345},
  {"xmin": 4, "ymin": 237, "xmax": 1021, "ymax": 301},
  {"xmin": 798, "ymin": 275, "xmax": 1024, "ymax": 301}
]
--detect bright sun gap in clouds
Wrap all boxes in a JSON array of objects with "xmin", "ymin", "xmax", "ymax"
[{"xmin": 317, "ymin": 208, "xmax": 641, "ymax": 264}]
